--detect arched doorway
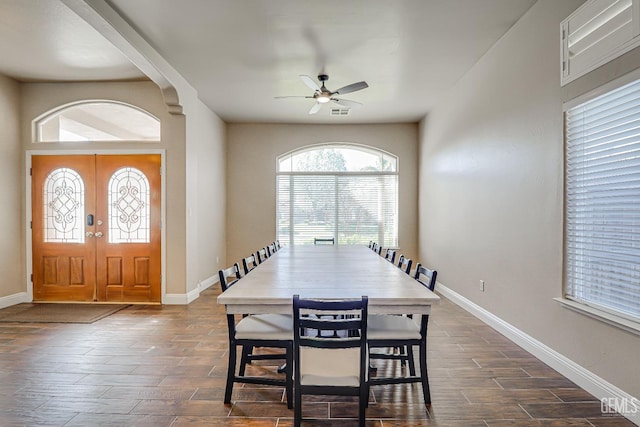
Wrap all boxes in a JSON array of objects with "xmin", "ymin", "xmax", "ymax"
[{"xmin": 30, "ymin": 101, "xmax": 162, "ymax": 303}]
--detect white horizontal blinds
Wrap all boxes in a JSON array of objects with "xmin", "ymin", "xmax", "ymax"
[
  {"xmin": 336, "ymin": 175, "xmax": 398, "ymax": 246},
  {"xmin": 561, "ymin": 0, "xmax": 638, "ymax": 85},
  {"xmin": 276, "ymin": 174, "xmax": 398, "ymax": 246},
  {"xmin": 276, "ymin": 175, "xmax": 292, "ymax": 245},
  {"xmin": 292, "ymin": 175, "xmax": 336, "ymax": 245},
  {"xmin": 565, "ymin": 77, "xmax": 640, "ymax": 321}
]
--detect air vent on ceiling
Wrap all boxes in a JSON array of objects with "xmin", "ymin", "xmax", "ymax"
[{"xmin": 330, "ymin": 108, "xmax": 350, "ymax": 116}]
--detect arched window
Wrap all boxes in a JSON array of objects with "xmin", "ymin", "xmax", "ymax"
[
  {"xmin": 34, "ymin": 101, "xmax": 160, "ymax": 142},
  {"xmin": 277, "ymin": 144, "xmax": 398, "ymax": 246}
]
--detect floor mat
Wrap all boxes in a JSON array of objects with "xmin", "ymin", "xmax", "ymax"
[{"xmin": 0, "ymin": 303, "xmax": 128, "ymax": 324}]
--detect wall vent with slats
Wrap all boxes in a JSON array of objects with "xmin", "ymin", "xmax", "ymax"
[
  {"xmin": 561, "ymin": 0, "xmax": 640, "ymax": 86},
  {"xmin": 330, "ymin": 108, "xmax": 350, "ymax": 116}
]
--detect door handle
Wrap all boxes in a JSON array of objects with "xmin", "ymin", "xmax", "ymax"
[
  {"xmin": 87, "ymin": 214, "xmax": 94, "ymax": 226},
  {"xmin": 95, "ymin": 232, "xmax": 103, "ymax": 238},
  {"xmin": 86, "ymin": 232, "xmax": 94, "ymax": 238}
]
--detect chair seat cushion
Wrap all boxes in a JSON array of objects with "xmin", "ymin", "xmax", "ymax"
[
  {"xmin": 367, "ymin": 314, "xmax": 421, "ymax": 340},
  {"xmin": 299, "ymin": 347, "xmax": 368, "ymax": 386},
  {"xmin": 235, "ymin": 314, "xmax": 292, "ymax": 340}
]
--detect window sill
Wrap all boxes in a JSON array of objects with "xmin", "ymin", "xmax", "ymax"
[{"xmin": 554, "ymin": 298, "xmax": 640, "ymax": 336}]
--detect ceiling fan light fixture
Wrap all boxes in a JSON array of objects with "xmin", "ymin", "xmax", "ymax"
[{"xmin": 276, "ymin": 74, "xmax": 368, "ymax": 114}]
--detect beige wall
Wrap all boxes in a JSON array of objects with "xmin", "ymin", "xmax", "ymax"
[
  {"xmin": 226, "ymin": 123, "xmax": 418, "ymax": 265},
  {"xmin": 0, "ymin": 74, "xmax": 24, "ymax": 299},
  {"xmin": 185, "ymin": 99, "xmax": 227, "ymax": 294},
  {"xmin": 19, "ymin": 81, "xmax": 227, "ymax": 301},
  {"xmin": 419, "ymin": 0, "xmax": 640, "ymax": 397},
  {"xmin": 20, "ymin": 81, "xmax": 189, "ymax": 298}
]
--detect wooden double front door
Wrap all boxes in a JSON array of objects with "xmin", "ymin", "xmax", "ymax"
[{"xmin": 32, "ymin": 155, "xmax": 161, "ymax": 303}]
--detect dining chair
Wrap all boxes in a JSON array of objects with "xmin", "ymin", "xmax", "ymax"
[
  {"xmin": 275, "ymin": 239, "xmax": 281, "ymax": 250},
  {"xmin": 313, "ymin": 237, "xmax": 335, "ymax": 245},
  {"xmin": 219, "ymin": 266, "xmax": 293, "ymax": 408},
  {"xmin": 241, "ymin": 253, "xmax": 258, "ymax": 275},
  {"xmin": 384, "ymin": 248, "xmax": 396, "ymax": 264},
  {"xmin": 267, "ymin": 242, "xmax": 277, "ymax": 256},
  {"xmin": 366, "ymin": 264, "xmax": 437, "ymax": 405},
  {"xmin": 292, "ymin": 294, "xmax": 369, "ymax": 427},
  {"xmin": 257, "ymin": 247, "xmax": 269, "ymax": 263},
  {"xmin": 392, "ymin": 254, "xmax": 413, "ymax": 357},
  {"xmin": 414, "ymin": 263, "xmax": 437, "ymax": 291},
  {"xmin": 397, "ymin": 255, "xmax": 413, "ymax": 275},
  {"xmin": 219, "ymin": 262, "xmax": 242, "ymax": 289}
]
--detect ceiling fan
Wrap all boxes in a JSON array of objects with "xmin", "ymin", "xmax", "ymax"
[{"xmin": 276, "ymin": 74, "xmax": 368, "ymax": 115}]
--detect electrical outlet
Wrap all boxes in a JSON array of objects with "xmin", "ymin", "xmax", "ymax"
[{"xmin": 479, "ymin": 280, "xmax": 485, "ymax": 292}]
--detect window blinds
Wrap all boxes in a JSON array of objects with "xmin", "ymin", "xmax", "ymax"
[
  {"xmin": 565, "ymin": 78, "xmax": 640, "ymax": 321},
  {"xmin": 277, "ymin": 174, "xmax": 398, "ymax": 247}
]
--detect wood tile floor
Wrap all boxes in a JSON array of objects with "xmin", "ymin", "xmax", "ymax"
[{"xmin": 0, "ymin": 287, "xmax": 635, "ymax": 426}]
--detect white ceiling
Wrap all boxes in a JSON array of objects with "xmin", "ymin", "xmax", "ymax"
[{"xmin": 0, "ymin": 0, "xmax": 537, "ymax": 123}]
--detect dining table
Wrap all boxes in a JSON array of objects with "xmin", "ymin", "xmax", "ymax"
[{"xmin": 217, "ymin": 244, "xmax": 440, "ymax": 315}]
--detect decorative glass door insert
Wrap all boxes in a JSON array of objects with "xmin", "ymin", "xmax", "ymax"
[
  {"xmin": 108, "ymin": 167, "xmax": 150, "ymax": 243},
  {"xmin": 44, "ymin": 168, "xmax": 85, "ymax": 243}
]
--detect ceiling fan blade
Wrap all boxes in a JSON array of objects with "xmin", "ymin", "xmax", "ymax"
[
  {"xmin": 274, "ymin": 95, "xmax": 313, "ymax": 99},
  {"xmin": 308, "ymin": 102, "xmax": 322, "ymax": 115},
  {"xmin": 333, "ymin": 81, "xmax": 368, "ymax": 95},
  {"xmin": 300, "ymin": 75, "xmax": 321, "ymax": 92},
  {"xmin": 331, "ymin": 98, "xmax": 363, "ymax": 108}
]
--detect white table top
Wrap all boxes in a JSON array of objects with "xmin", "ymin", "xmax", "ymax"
[{"xmin": 217, "ymin": 245, "xmax": 440, "ymax": 315}]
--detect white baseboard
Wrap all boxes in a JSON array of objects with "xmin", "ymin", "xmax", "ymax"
[
  {"xmin": 0, "ymin": 292, "xmax": 29, "ymax": 309},
  {"xmin": 436, "ymin": 282, "xmax": 640, "ymax": 426},
  {"xmin": 164, "ymin": 276, "xmax": 219, "ymax": 305},
  {"xmin": 163, "ymin": 293, "xmax": 188, "ymax": 305},
  {"xmin": 198, "ymin": 275, "xmax": 218, "ymax": 293},
  {"xmin": 164, "ymin": 286, "xmax": 199, "ymax": 305}
]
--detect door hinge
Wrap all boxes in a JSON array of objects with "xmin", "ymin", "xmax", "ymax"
[
  {"xmin": 30, "ymin": 168, "xmax": 32, "ymax": 176},
  {"xmin": 30, "ymin": 221, "xmax": 32, "ymax": 229},
  {"xmin": 30, "ymin": 274, "xmax": 33, "ymax": 283}
]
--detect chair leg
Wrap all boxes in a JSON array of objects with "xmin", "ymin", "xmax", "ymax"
[
  {"xmin": 239, "ymin": 345, "xmax": 251, "ymax": 376},
  {"xmin": 224, "ymin": 342, "xmax": 237, "ymax": 404},
  {"xmin": 419, "ymin": 340, "xmax": 431, "ymax": 404},
  {"xmin": 407, "ymin": 344, "xmax": 416, "ymax": 376},
  {"xmin": 285, "ymin": 344, "xmax": 293, "ymax": 409},
  {"xmin": 294, "ymin": 384, "xmax": 302, "ymax": 427},
  {"xmin": 359, "ymin": 386, "xmax": 367, "ymax": 427}
]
